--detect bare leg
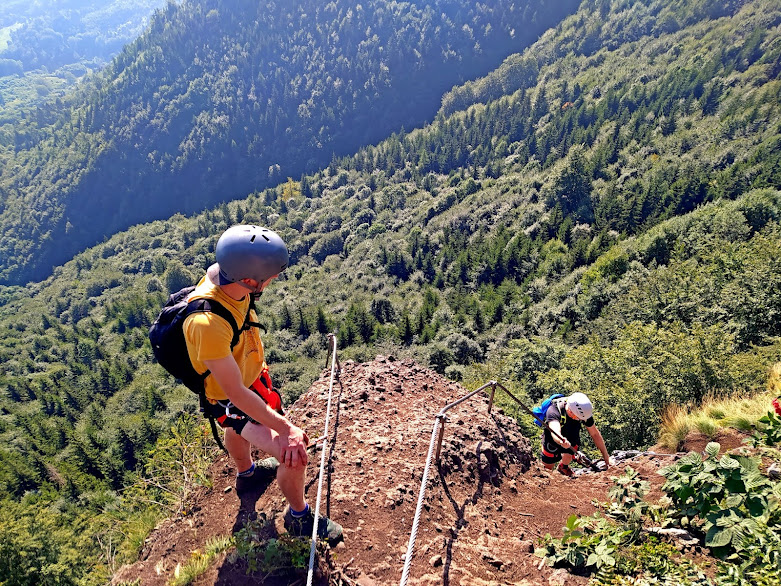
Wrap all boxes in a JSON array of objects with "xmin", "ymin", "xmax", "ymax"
[
  {"xmin": 224, "ymin": 427, "xmax": 253, "ymax": 472},
  {"xmin": 240, "ymin": 422, "xmax": 306, "ymax": 511},
  {"xmin": 544, "ymin": 452, "xmax": 573, "ymax": 470}
]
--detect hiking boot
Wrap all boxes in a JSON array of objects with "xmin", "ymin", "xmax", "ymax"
[
  {"xmin": 284, "ymin": 506, "xmax": 343, "ymax": 543},
  {"xmin": 557, "ymin": 463, "xmax": 574, "ymax": 477},
  {"xmin": 235, "ymin": 457, "xmax": 279, "ymax": 494}
]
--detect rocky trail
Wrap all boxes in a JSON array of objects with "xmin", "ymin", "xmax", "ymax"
[{"xmin": 113, "ymin": 356, "xmax": 677, "ymax": 586}]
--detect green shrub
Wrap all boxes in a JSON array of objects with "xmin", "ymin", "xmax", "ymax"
[
  {"xmin": 660, "ymin": 441, "xmax": 781, "ymax": 585},
  {"xmin": 538, "ymin": 467, "xmax": 707, "ymax": 584},
  {"xmin": 537, "ymin": 322, "xmax": 765, "ymax": 449},
  {"xmin": 231, "ymin": 515, "xmax": 321, "ymax": 580}
]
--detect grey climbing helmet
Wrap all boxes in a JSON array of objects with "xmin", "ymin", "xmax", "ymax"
[{"xmin": 215, "ymin": 225, "xmax": 289, "ymax": 291}]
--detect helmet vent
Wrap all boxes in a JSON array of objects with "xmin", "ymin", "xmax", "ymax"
[{"xmin": 262, "ymin": 234, "xmax": 270, "ymax": 241}]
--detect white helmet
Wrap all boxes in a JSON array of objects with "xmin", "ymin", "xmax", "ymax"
[{"xmin": 566, "ymin": 392, "xmax": 593, "ymax": 420}]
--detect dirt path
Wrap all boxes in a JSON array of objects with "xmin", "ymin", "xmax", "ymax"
[{"xmin": 112, "ymin": 356, "xmax": 671, "ymax": 586}]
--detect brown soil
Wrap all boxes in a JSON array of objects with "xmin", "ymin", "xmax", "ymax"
[
  {"xmin": 112, "ymin": 356, "xmax": 677, "ymax": 586},
  {"xmin": 677, "ymin": 428, "xmax": 751, "ymax": 454}
]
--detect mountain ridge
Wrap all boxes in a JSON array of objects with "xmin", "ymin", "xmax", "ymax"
[
  {"xmin": 0, "ymin": 0, "xmax": 580, "ymax": 285},
  {"xmin": 111, "ymin": 356, "xmax": 663, "ymax": 586}
]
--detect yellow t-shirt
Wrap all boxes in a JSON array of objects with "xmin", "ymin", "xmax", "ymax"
[{"xmin": 182, "ymin": 273, "xmax": 265, "ymax": 402}]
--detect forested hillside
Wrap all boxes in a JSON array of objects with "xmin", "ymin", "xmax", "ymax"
[
  {"xmin": 0, "ymin": 0, "xmax": 166, "ymax": 73},
  {"xmin": 0, "ymin": 0, "xmax": 166, "ymax": 157},
  {"xmin": 0, "ymin": 0, "xmax": 578, "ymax": 285},
  {"xmin": 1, "ymin": 0, "xmax": 781, "ymax": 583}
]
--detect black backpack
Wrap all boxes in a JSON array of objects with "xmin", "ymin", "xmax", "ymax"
[{"xmin": 149, "ymin": 286, "xmax": 260, "ymax": 448}]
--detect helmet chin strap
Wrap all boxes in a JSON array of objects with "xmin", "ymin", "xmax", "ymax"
[{"xmin": 235, "ymin": 279, "xmax": 264, "ymax": 296}]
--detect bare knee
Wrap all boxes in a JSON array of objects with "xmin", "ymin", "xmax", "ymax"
[{"xmin": 225, "ymin": 427, "xmax": 248, "ymax": 450}]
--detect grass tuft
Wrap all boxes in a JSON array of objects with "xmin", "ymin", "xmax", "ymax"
[
  {"xmin": 658, "ymin": 391, "xmax": 776, "ymax": 451},
  {"xmin": 168, "ymin": 536, "xmax": 233, "ymax": 586}
]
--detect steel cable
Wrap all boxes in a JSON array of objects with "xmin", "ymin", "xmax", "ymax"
[
  {"xmin": 399, "ymin": 413, "xmax": 444, "ymax": 586},
  {"xmin": 306, "ymin": 333, "xmax": 340, "ymax": 586},
  {"xmin": 400, "ymin": 383, "xmax": 493, "ymax": 585}
]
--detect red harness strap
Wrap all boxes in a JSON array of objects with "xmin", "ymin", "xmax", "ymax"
[
  {"xmin": 212, "ymin": 366, "xmax": 284, "ymax": 429},
  {"xmin": 250, "ymin": 365, "xmax": 283, "ymax": 413}
]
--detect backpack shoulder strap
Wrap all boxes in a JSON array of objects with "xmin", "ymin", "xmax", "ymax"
[
  {"xmin": 555, "ymin": 398, "xmax": 568, "ymax": 425},
  {"xmin": 242, "ymin": 299, "xmax": 266, "ymax": 334},
  {"xmin": 185, "ymin": 297, "xmax": 242, "ymax": 349}
]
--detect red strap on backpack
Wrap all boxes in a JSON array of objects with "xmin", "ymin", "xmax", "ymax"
[{"xmin": 250, "ymin": 365, "xmax": 284, "ymax": 414}]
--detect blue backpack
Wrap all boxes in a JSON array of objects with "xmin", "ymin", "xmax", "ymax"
[{"xmin": 532, "ymin": 393, "xmax": 564, "ymax": 427}]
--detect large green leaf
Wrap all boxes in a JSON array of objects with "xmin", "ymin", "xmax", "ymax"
[
  {"xmin": 724, "ymin": 494, "xmax": 744, "ymax": 509},
  {"xmin": 706, "ymin": 525, "xmax": 734, "ymax": 548},
  {"xmin": 705, "ymin": 442, "xmax": 721, "ymax": 460}
]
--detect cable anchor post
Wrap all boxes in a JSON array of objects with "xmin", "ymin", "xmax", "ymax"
[
  {"xmin": 434, "ymin": 413, "xmax": 449, "ymax": 464},
  {"xmin": 325, "ymin": 332, "xmax": 341, "ymax": 375},
  {"xmin": 487, "ymin": 380, "xmax": 497, "ymax": 414}
]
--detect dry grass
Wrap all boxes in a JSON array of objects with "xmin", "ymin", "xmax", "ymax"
[
  {"xmin": 168, "ymin": 535, "xmax": 232, "ymax": 586},
  {"xmin": 657, "ymin": 395, "xmax": 770, "ymax": 451},
  {"xmin": 769, "ymin": 361, "xmax": 781, "ymax": 396},
  {"xmin": 658, "ymin": 370, "xmax": 781, "ymax": 451}
]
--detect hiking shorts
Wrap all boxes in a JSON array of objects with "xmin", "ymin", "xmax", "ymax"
[
  {"xmin": 540, "ymin": 433, "xmax": 579, "ymax": 465},
  {"xmin": 203, "ymin": 399, "xmax": 256, "ymax": 435},
  {"xmin": 202, "ymin": 381, "xmax": 283, "ymax": 435}
]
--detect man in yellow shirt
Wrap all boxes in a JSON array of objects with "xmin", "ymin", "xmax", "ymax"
[{"xmin": 184, "ymin": 225, "xmax": 341, "ymax": 542}]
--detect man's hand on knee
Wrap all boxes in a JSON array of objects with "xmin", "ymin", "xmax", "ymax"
[{"xmin": 279, "ymin": 424, "xmax": 309, "ymax": 468}]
